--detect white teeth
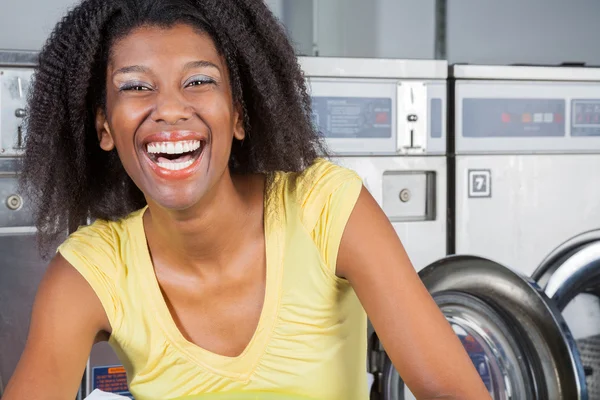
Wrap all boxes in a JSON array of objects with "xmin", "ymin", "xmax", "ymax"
[
  {"xmin": 146, "ymin": 140, "xmax": 202, "ymax": 154},
  {"xmin": 157, "ymin": 159, "xmax": 194, "ymax": 171}
]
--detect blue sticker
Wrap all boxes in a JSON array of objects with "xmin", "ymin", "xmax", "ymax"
[{"xmin": 92, "ymin": 365, "xmax": 132, "ymax": 398}]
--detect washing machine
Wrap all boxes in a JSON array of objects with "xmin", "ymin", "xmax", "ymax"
[
  {"xmin": 299, "ymin": 56, "xmax": 449, "ymax": 271},
  {"xmin": 0, "ymin": 49, "xmax": 45, "ymax": 396},
  {"xmin": 375, "ymin": 64, "xmax": 598, "ymax": 400},
  {"xmin": 299, "ymin": 56, "xmax": 453, "ymax": 400},
  {"xmin": 448, "ymin": 64, "xmax": 600, "ymax": 399},
  {"xmin": 304, "ymin": 60, "xmax": 594, "ymax": 399},
  {"xmin": 0, "ymin": 50, "xmax": 124, "ymax": 399},
  {"xmin": 0, "ymin": 50, "xmax": 78, "ymax": 396}
]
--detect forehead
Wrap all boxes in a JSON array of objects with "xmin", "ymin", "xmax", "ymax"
[{"xmin": 108, "ymin": 23, "xmax": 222, "ymax": 70}]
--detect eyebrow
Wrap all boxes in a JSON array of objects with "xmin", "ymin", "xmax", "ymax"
[
  {"xmin": 112, "ymin": 60, "xmax": 221, "ymax": 78},
  {"xmin": 183, "ymin": 60, "xmax": 221, "ymax": 73}
]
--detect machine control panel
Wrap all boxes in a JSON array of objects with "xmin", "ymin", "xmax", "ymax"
[
  {"xmin": 311, "ymin": 96, "xmax": 392, "ymax": 139},
  {"xmin": 572, "ymin": 99, "xmax": 600, "ymax": 136},
  {"xmin": 462, "ymin": 98, "xmax": 566, "ymax": 138},
  {"xmin": 1, "ymin": 68, "xmax": 34, "ymax": 156},
  {"xmin": 455, "ymin": 81, "xmax": 600, "ymax": 153},
  {"xmin": 307, "ymin": 77, "xmax": 446, "ymax": 155}
]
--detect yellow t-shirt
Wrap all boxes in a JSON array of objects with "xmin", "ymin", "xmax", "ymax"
[{"xmin": 58, "ymin": 158, "xmax": 368, "ymax": 400}]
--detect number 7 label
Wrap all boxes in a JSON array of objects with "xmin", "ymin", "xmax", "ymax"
[{"xmin": 468, "ymin": 170, "xmax": 492, "ymax": 198}]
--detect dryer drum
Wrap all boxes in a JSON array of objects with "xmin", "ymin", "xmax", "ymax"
[
  {"xmin": 370, "ymin": 255, "xmax": 587, "ymax": 400},
  {"xmin": 534, "ymin": 233, "xmax": 600, "ymax": 400}
]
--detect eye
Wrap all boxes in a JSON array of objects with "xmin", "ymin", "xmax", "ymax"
[
  {"xmin": 184, "ymin": 75, "xmax": 215, "ymax": 88},
  {"xmin": 119, "ymin": 82, "xmax": 153, "ymax": 92}
]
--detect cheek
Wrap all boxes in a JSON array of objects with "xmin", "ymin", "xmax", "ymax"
[{"xmin": 200, "ymin": 98, "xmax": 236, "ymax": 151}]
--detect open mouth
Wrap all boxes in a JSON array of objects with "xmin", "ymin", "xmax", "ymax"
[{"xmin": 145, "ymin": 140, "xmax": 205, "ymax": 171}]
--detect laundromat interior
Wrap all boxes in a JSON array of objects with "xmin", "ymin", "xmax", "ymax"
[{"xmin": 2, "ymin": 1, "xmax": 600, "ymax": 399}]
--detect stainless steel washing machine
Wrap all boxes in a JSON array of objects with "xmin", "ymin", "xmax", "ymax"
[
  {"xmin": 0, "ymin": 49, "xmax": 43, "ymax": 396},
  {"xmin": 299, "ymin": 56, "xmax": 452, "ymax": 400},
  {"xmin": 299, "ymin": 56, "xmax": 449, "ymax": 271},
  {"xmin": 448, "ymin": 64, "xmax": 600, "ymax": 399},
  {"xmin": 0, "ymin": 50, "xmax": 72, "ymax": 396},
  {"xmin": 450, "ymin": 64, "xmax": 600, "ymax": 277},
  {"xmin": 0, "ymin": 50, "xmax": 124, "ymax": 399},
  {"xmin": 343, "ymin": 63, "xmax": 596, "ymax": 399}
]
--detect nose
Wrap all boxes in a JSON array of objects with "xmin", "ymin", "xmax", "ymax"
[{"xmin": 151, "ymin": 90, "xmax": 193, "ymax": 125}]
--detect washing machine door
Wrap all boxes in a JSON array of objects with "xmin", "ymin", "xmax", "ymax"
[
  {"xmin": 369, "ymin": 255, "xmax": 587, "ymax": 400},
  {"xmin": 533, "ymin": 232, "xmax": 600, "ymax": 399}
]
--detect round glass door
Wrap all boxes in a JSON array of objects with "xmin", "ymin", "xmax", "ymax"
[
  {"xmin": 373, "ymin": 255, "xmax": 587, "ymax": 400},
  {"xmin": 381, "ymin": 291, "xmax": 534, "ymax": 400}
]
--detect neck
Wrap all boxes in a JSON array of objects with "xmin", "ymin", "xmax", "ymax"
[{"xmin": 143, "ymin": 171, "xmax": 265, "ymax": 273}]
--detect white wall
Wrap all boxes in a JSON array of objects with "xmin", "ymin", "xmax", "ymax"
[
  {"xmin": 2, "ymin": 0, "xmax": 600, "ymax": 65},
  {"xmin": 282, "ymin": 0, "xmax": 434, "ymax": 59},
  {"xmin": 0, "ymin": 0, "xmax": 79, "ymax": 51},
  {"xmin": 447, "ymin": 0, "xmax": 600, "ymax": 65},
  {"xmin": 282, "ymin": 0, "xmax": 600, "ymax": 66},
  {"xmin": 264, "ymin": 0, "xmax": 283, "ymax": 21}
]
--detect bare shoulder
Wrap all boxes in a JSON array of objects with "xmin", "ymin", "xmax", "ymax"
[{"xmin": 43, "ymin": 252, "xmax": 112, "ymax": 334}]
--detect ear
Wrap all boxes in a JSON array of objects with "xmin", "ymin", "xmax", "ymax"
[
  {"xmin": 96, "ymin": 108, "xmax": 115, "ymax": 151},
  {"xmin": 232, "ymin": 102, "xmax": 245, "ymax": 141}
]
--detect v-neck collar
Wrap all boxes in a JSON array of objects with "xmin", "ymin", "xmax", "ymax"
[{"xmin": 131, "ymin": 173, "xmax": 284, "ymax": 380}]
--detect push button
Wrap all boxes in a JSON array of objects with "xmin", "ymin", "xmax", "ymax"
[{"xmin": 6, "ymin": 194, "xmax": 23, "ymax": 210}]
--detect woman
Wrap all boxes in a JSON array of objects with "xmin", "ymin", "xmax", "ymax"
[{"xmin": 5, "ymin": 0, "xmax": 491, "ymax": 399}]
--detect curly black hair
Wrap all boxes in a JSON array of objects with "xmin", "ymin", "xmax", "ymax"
[{"xmin": 20, "ymin": 0, "xmax": 327, "ymax": 257}]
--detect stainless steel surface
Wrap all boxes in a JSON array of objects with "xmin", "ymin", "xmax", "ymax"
[
  {"xmin": 532, "ymin": 233, "xmax": 600, "ymax": 379},
  {"xmin": 0, "ymin": 50, "xmax": 38, "ymax": 67},
  {"xmin": 1, "ymin": 66, "xmax": 34, "ymax": 156},
  {"xmin": 533, "ymin": 230, "xmax": 600, "ymax": 288},
  {"xmin": 381, "ymin": 171, "xmax": 435, "ymax": 222},
  {"xmin": 542, "ymin": 242, "xmax": 600, "ymax": 310},
  {"xmin": 420, "ymin": 255, "xmax": 587, "ymax": 400},
  {"xmin": 0, "ymin": 172, "xmax": 32, "ymax": 227},
  {"xmin": 454, "ymin": 154, "xmax": 600, "ymax": 277},
  {"xmin": 451, "ymin": 64, "xmax": 600, "ymax": 82},
  {"xmin": 335, "ymin": 156, "xmax": 446, "ymax": 271},
  {"xmin": 299, "ymin": 56, "xmax": 448, "ymax": 80}
]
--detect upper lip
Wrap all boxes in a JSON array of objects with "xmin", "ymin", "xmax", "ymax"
[{"xmin": 141, "ymin": 130, "xmax": 208, "ymax": 146}]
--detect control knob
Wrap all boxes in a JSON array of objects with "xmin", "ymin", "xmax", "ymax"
[{"xmin": 6, "ymin": 194, "xmax": 23, "ymax": 210}]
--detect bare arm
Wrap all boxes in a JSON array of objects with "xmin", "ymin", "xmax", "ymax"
[
  {"xmin": 338, "ymin": 187, "xmax": 491, "ymax": 400},
  {"xmin": 3, "ymin": 254, "xmax": 110, "ymax": 400}
]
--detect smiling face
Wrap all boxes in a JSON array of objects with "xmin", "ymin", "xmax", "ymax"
[{"xmin": 96, "ymin": 23, "xmax": 245, "ymax": 211}]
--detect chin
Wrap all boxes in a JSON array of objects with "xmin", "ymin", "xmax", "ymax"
[{"xmin": 149, "ymin": 190, "xmax": 205, "ymax": 212}]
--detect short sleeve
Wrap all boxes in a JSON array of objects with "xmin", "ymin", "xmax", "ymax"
[
  {"xmin": 57, "ymin": 219, "xmax": 122, "ymax": 331},
  {"xmin": 296, "ymin": 158, "xmax": 363, "ymax": 275}
]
